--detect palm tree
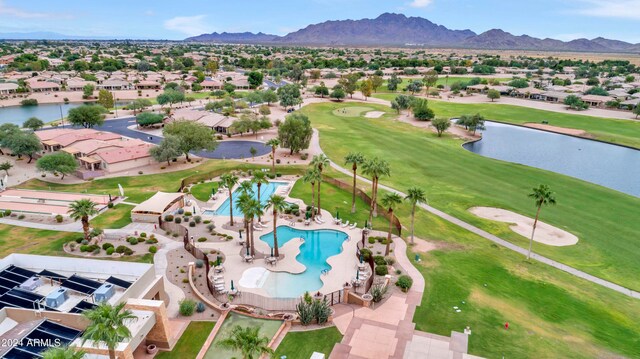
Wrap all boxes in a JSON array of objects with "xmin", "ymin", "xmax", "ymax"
[
  {"xmin": 344, "ymin": 152, "xmax": 366, "ymax": 213},
  {"xmin": 68, "ymin": 199, "xmax": 99, "ymax": 241},
  {"xmin": 252, "ymin": 171, "xmax": 268, "ymax": 222},
  {"xmin": 302, "ymin": 168, "xmax": 321, "ymax": 220},
  {"xmin": 244, "ymin": 198, "xmax": 264, "ymax": 256},
  {"xmin": 41, "ymin": 345, "xmax": 85, "ymax": 359},
  {"xmin": 362, "ymin": 157, "xmax": 391, "ymax": 224},
  {"xmin": 405, "ymin": 187, "xmax": 427, "ymax": 245},
  {"xmin": 266, "ymin": 138, "xmax": 280, "ymax": 174},
  {"xmin": 82, "ymin": 302, "xmax": 136, "ymax": 359},
  {"xmin": 265, "ymin": 195, "xmax": 287, "ymax": 257},
  {"xmin": 236, "ymin": 192, "xmax": 253, "ymax": 250},
  {"xmin": 381, "ymin": 193, "xmax": 403, "ymax": 256},
  {"xmin": 217, "ymin": 325, "xmax": 274, "ymax": 359},
  {"xmin": 238, "ymin": 180, "xmax": 254, "ymax": 196},
  {"xmin": 220, "ymin": 173, "xmax": 239, "ymax": 226},
  {"xmin": 527, "ymin": 184, "xmax": 556, "ymax": 260},
  {"xmin": 310, "ymin": 154, "xmax": 330, "ymax": 216}
]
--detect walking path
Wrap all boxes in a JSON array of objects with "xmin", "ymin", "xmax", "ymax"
[
  {"xmin": 310, "ymin": 129, "xmax": 640, "ymax": 299},
  {"xmin": 0, "ymin": 217, "xmax": 82, "ymax": 232}
]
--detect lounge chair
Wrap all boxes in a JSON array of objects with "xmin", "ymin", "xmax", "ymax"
[
  {"xmin": 212, "ymin": 275, "xmax": 224, "ymax": 280},
  {"xmin": 253, "ymin": 225, "xmax": 263, "ymax": 231},
  {"xmin": 341, "ymin": 221, "xmax": 350, "ymax": 228},
  {"xmin": 314, "ymin": 217, "xmax": 322, "ymax": 224},
  {"xmin": 304, "ymin": 219, "xmax": 311, "ymax": 226},
  {"xmin": 349, "ymin": 223, "xmax": 357, "ymax": 230}
]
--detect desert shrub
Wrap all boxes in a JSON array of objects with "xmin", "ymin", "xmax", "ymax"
[
  {"xmin": 55, "ymin": 215, "xmax": 64, "ymax": 223},
  {"xmin": 195, "ymin": 259, "xmax": 204, "ymax": 268},
  {"xmin": 102, "ymin": 243, "xmax": 114, "ymax": 250},
  {"xmin": 312, "ymin": 299, "xmax": 332, "ymax": 324},
  {"xmin": 300, "ymin": 153, "xmax": 308, "ymax": 160},
  {"xmin": 193, "ymin": 215, "xmax": 202, "ymax": 223},
  {"xmin": 128, "ymin": 237, "xmax": 139, "ymax": 245},
  {"xmin": 107, "ymin": 202, "xmax": 114, "ymax": 208},
  {"xmin": 179, "ymin": 299, "xmax": 196, "ymax": 316},
  {"xmin": 115, "ymin": 245, "xmax": 129, "ymax": 254},
  {"xmin": 203, "ymin": 220, "xmax": 211, "ymax": 224},
  {"xmin": 164, "ymin": 214, "xmax": 174, "ymax": 222},
  {"xmin": 206, "ymin": 224, "xmax": 215, "ymax": 232},
  {"xmin": 149, "ymin": 246, "xmax": 157, "ymax": 254},
  {"xmin": 296, "ymin": 301, "xmax": 314, "ymax": 325},
  {"xmin": 174, "ymin": 217, "xmax": 182, "ymax": 223},
  {"xmin": 196, "ymin": 302, "xmax": 206, "ymax": 313},
  {"xmin": 371, "ymin": 284, "xmax": 388, "ymax": 303},
  {"xmin": 189, "ymin": 221, "xmax": 196, "ymax": 227},
  {"xmin": 140, "ymin": 232, "xmax": 147, "ymax": 238},
  {"xmin": 375, "ymin": 265, "xmax": 388, "ymax": 276},
  {"xmin": 80, "ymin": 245, "xmax": 89, "ymax": 252},
  {"xmin": 145, "ymin": 238, "xmax": 158, "ymax": 244},
  {"xmin": 368, "ymin": 237, "xmax": 376, "ymax": 244},
  {"xmin": 177, "ymin": 208, "xmax": 184, "ymax": 214},
  {"xmin": 359, "ymin": 248, "xmax": 372, "ymax": 261},
  {"xmin": 396, "ymin": 275, "xmax": 413, "ymax": 292},
  {"xmin": 385, "ymin": 257, "xmax": 395, "ymax": 265},
  {"xmin": 3, "ymin": 210, "xmax": 11, "ymax": 216},
  {"xmin": 197, "ymin": 237, "xmax": 207, "ymax": 242},
  {"xmin": 92, "ymin": 248, "xmax": 101, "ymax": 255},
  {"xmin": 106, "ymin": 247, "xmax": 115, "ymax": 255},
  {"xmin": 81, "ymin": 239, "xmax": 89, "ymax": 245},
  {"xmin": 373, "ymin": 256, "xmax": 386, "ymax": 266},
  {"xmin": 184, "ymin": 211, "xmax": 192, "ymax": 216}
]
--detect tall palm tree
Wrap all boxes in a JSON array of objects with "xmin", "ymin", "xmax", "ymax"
[
  {"xmin": 362, "ymin": 157, "xmax": 391, "ymax": 224},
  {"xmin": 344, "ymin": 152, "xmax": 366, "ymax": 213},
  {"xmin": 310, "ymin": 154, "xmax": 330, "ymax": 216},
  {"xmin": 238, "ymin": 180, "xmax": 254, "ymax": 196},
  {"xmin": 220, "ymin": 173, "xmax": 239, "ymax": 226},
  {"xmin": 405, "ymin": 187, "xmax": 427, "ymax": 245},
  {"xmin": 302, "ymin": 168, "xmax": 321, "ymax": 220},
  {"xmin": 243, "ymin": 198, "xmax": 264, "ymax": 256},
  {"xmin": 527, "ymin": 184, "xmax": 556, "ymax": 260},
  {"xmin": 381, "ymin": 193, "xmax": 403, "ymax": 256},
  {"xmin": 252, "ymin": 171, "xmax": 268, "ymax": 222},
  {"xmin": 41, "ymin": 346, "xmax": 85, "ymax": 359},
  {"xmin": 217, "ymin": 325, "xmax": 274, "ymax": 359},
  {"xmin": 68, "ymin": 199, "xmax": 99, "ymax": 241},
  {"xmin": 265, "ymin": 138, "xmax": 280, "ymax": 174},
  {"xmin": 82, "ymin": 302, "xmax": 136, "ymax": 359},
  {"xmin": 265, "ymin": 195, "xmax": 287, "ymax": 257},
  {"xmin": 236, "ymin": 192, "xmax": 253, "ymax": 250}
]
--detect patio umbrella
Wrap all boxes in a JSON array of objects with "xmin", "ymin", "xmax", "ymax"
[
  {"xmin": 359, "ymin": 254, "xmax": 363, "ymax": 264},
  {"xmin": 364, "ymin": 220, "xmax": 368, "ymax": 229},
  {"xmin": 270, "ymin": 247, "xmax": 274, "ymax": 257},
  {"xmin": 239, "ymin": 230, "xmax": 243, "ymax": 239},
  {"xmin": 336, "ymin": 211, "xmax": 340, "ymax": 219},
  {"xmin": 193, "ymin": 206, "xmax": 196, "ymax": 214},
  {"xmin": 356, "ymin": 268, "xmax": 360, "ymax": 280},
  {"xmin": 246, "ymin": 246, "xmax": 250, "ymax": 256},
  {"xmin": 230, "ymin": 280, "xmax": 235, "ymax": 291},
  {"xmin": 216, "ymin": 256, "xmax": 221, "ymax": 266}
]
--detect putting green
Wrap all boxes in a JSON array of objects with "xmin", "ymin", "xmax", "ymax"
[{"xmin": 332, "ymin": 106, "xmax": 374, "ymax": 117}]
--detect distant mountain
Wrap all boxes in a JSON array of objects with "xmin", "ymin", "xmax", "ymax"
[
  {"xmin": 184, "ymin": 13, "xmax": 640, "ymax": 53},
  {"xmin": 279, "ymin": 13, "xmax": 476, "ymax": 46},
  {"xmin": 185, "ymin": 32, "xmax": 279, "ymax": 43},
  {"xmin": 0, "ymin": 31, "xmax": 117, "ymax": 40}
]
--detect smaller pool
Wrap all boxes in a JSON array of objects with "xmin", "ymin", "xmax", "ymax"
[
  {"xmin": 205, "ymin": 312, "xmax": 282, "ymax": 359},
  {"xmin": 214, "ymin": 181, "xmax": 287, "ymax": 216},
  {"xmin": 258, "ymin": 226, "xmax": 349, "ymax": 298}
]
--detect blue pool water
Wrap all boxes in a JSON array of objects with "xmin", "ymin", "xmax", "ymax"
[
  {"xmin": 213, "ymin": 181, "xmax": 286, "ymax": 216},
  {"xmin": 259, "ymin": 226, "xmax": 348, "ymax": 298}
]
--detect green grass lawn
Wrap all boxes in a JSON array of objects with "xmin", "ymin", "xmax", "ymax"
[
  {"xmin": 190, "ymin": 181, "xmax": 221, "ymax": 202},
  {"xmin": 302, "ymin": 101, "xmax": 640, "ymax": 290},
  {"xmin": 289, "ymin": 177, "xmax": 389, "ymax": 232},
  {"xmin": 91, "ymin": 204, "xmax": 133, "ymax": 229},
  {"xmin": 156, "ymin": 321, "xmax": 215, "ymax": 359},
  {"xmin": 374, "ymin": 93, "xmax": 640, "ymax": 149},
  {"xmin": 274, "ymin": 326, "xmax": 343, "ymax": 359}
]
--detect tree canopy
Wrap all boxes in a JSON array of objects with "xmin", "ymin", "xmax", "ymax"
[
  {"xmin": 149, "ymin": 135, "xmax": 183, "ymax": 166},
  {"xmin": 163, "ymin": 120, "xmax": 217, "ymax": 160},
  {"xmin": 4, "ymin": 131, "xmax": 41, "ymax": 163},
  {"xmin": 67, "ymin": 105, "xmax": 107, "ymax": 128},
  {"xmin": 36, "ymin": 152, "xmax": 79, "ymax": 179},
  {"xmin": 277, "ymin": 84, "xmax": 302, "ymax": 109},
  {"xmin": 278, "ymin": 112, "xmax": 313, "ymax": 154},
  {"xmin": 23, "ymin": 117, "xmax": 44, "ymax": 131},
  {"xmin": 136, "ymin": 112, "xmax": 164, "ymax": 127}
]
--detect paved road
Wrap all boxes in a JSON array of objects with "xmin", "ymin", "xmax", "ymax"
[
  {"xmin": 94, "ymin": 117, "xmax": 271, "ymax": 159},
  {"xmin": 311, "ymin": 130, "xmax": 640, "ymax": 299}
]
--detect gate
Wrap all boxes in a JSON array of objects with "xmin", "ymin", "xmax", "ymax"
[{"xmin": 324, "ymin": 289, "xmax": 342, "ymax": 306}]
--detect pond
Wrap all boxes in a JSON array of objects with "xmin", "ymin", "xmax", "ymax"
[
  {"xmin": 0, "ymin": 103, "xmax": 84, "ymax": 126},
  {"xmin": 463, "ymin": 121, "xmax": 640, "ymax": 198}
]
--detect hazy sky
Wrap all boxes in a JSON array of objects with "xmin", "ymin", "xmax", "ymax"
[{"xmin": 1, "ymin": 0, "xmax": 639, "ymax": 42}]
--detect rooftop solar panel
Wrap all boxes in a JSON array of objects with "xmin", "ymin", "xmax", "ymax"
[
  {"xmin": 106, "ymin": 276, "xmax": 132, "ymax": 289},
  {"xmin": 2, "ymin": 347, "xmax": 35, "ymax": 359},
  {"xmin": 3, "ymin": 320, "xmax": 83, "ymax": 359},
  {"xmin": 38, "ymin": 269, "xmax": 68, "ymax": 282},
  {"xmin": 0, "ymin": 277, "xmax": 17, "ymax": 289},
  {"xmin": 5, "ymin": 265, "xmax": 38, "ymax": 278},
  {"xmin": 5, "ymin": 288, "xmax": 44, "ymax": 302},
  {"xmin": 60, "ymin": 279, "xmax": 96, "ymax": 295},
  {"xmin": 0, "ymin": 271, "xmax": 28, "ymax": 284},
  {"xmin": 68, "ymin": 300, "xmax": 97, "ymax": 314},
  {"xmin": 68, "ymin": 274, "xmax": 102, "ymax": 289}
]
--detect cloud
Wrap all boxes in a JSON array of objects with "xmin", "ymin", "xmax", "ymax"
[
  {"xmin": 576, "ymin": 0, "xmax": 640, "ymax": 19},
  {"xmin": 164, "ymin": 15, "xmax": 213, "ymax": 36},
  {"xmin": 409, "ymin": 0, "xmax": 433, "ymax": 8},
  {"xmin": 0, "ymin": 0, "xmax": 71, "ymax": 19}
]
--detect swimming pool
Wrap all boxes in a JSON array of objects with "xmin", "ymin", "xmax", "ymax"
[
  {"xmin": 258, "ymin": 226, "xmax": 349, "ymax": 298},
  {"xmin": 212, "ymin": 181, "xmax": 286, "ymax": 216}
]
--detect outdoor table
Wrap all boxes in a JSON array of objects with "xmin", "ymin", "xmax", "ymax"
[
  {"xmin": 229, "ymin": 289, "xmax": 238, "ymax": 295},
  {"xmin": 244, "ymin": 255, "xmax": 254, "ymax": 263},
  {"xmin": 266, "ymin": 256, "xmax": 277, "ymax": 265},
  {"xmin": 214, "ymin": 266, "xmax": 224, "ymax": 273}
]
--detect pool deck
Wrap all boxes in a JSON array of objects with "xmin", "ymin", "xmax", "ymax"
[{"xmin": 188, "ymin": 177, "xmax": 363, "ymax": 299}]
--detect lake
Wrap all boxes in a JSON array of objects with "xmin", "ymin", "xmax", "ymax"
[
  {"xmin": 0, "ymin": 103, "xmax": 84, "ymax": 126},
  {"xmin": 463, "ymin": 121, "xmax": 640, "ymax": 197}
]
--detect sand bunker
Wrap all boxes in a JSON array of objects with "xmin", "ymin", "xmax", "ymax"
[
  {"xmin": 364, "ymin": 111, "xmax": 385, "ymax": 118},
  {"xmin": 469, "ymin": 207, "xmax": 579, "ymax": 246},
  {"xmin": 524, "ymin": 123, "xmax": 588, "ymax": 137}
]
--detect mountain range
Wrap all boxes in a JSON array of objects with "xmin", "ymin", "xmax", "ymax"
[{"xmin": 186, "ymin": 13, "xmax": 640, "ymax": 53}]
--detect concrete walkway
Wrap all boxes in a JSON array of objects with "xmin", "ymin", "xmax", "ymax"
[
  {"xmin": 152, "ymin": 235, "xmax": 185, "ymax": 318},
  {"xmin": 0, "ymin": 217, "xmax": 83, "ymax": 232}
]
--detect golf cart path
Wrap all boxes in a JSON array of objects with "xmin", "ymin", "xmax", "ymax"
[{"xmin": 310, "ymin": 129, "xmax": 640, "ymax": 299}]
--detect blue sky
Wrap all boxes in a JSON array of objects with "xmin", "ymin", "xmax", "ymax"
[{"xmin": 1, "ymin": 0, "xmax": 639, "ymax": 42}]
